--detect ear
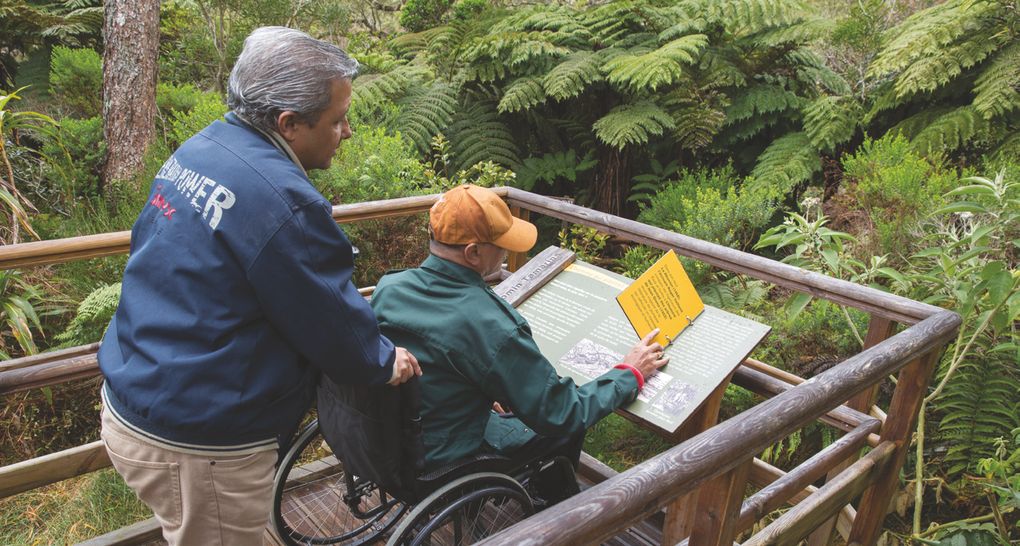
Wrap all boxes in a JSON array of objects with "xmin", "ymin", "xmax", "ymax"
[
  {"xmin": 462, "ymin": 243, "xmax": 484, "ymax": 268},
  {"xmin": 275, "ymin": 111, "xmax": 303, "ymax": 142}
]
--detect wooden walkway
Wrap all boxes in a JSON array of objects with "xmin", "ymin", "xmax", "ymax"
[{"xmin": 78, "ymin": 452, "xmax": 662, "ymax": 546}]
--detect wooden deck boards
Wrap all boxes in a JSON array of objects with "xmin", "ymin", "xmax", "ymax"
[{"xmin": 77, "ymin": 453, "xmax": 662, "ymax": 546}]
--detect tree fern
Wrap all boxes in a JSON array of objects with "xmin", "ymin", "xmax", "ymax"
[
  {"xmin": 394, "ymin": 82, "xmax": 459, "ymax": 153},
  {"xmin": 750, "ymin": 131, "xmax": 820, "ymax": 192},
  {"xmin": 593, "ymin": 101, "xmax": 677, "ymax": 149},
  {"xmin": 803, "ymin": 95, "xmax": 861, "ymax": 152},
  {"xmin": 785, "ymin": 50, "xmax": 852, "ymax": 96},
  {"xmin": 56, "ymin": 283, "xmax": 121, "ymax": 346},
  {"xmin": 447, "ymin": 101, "xmax": 520, "ymax": 170},
  {"xmin": 936, "ymin": 353, "xmax": 1020, "ymax": 478},
  {"xmin": 603, "ymin": 34, "xmax": 708, "ymax": 93},
  {"xmin": 677, "ymin": 0, "xmax": 811, "ymax": 36},
  {"xmin": 724, "ymin": 85, "xmax": 802, "ymax": 124},
  {"xmin": 908, "ymin": 106, "xmax": 990, "ymax": 155},
  {"xmin": 665, "ymin": 90, "xmax": 727, "ymax": 150},
  {"xmin": 498, "ymin": 75, "xmax": 546, "ymax": 113},
  {"xmin": 542, "ymin": 50, "xmax": 606, "ymax": 101},
  {"xmin": 973, "ymin": 41, "xmax": 1020, "ymax": 119},
  {"xmin": 868, "ymin": 0, "xmax": 997, "ymax": 82},
  {"xmin": 352, "ymin": 63, "xmax": 432, "ymax": 113},
  {"xmin": 893, "ymin": 38, "xmax": 998, "ymax": 99}
]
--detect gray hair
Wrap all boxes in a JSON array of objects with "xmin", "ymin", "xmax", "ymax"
[{"xmin": 227, "ymin": 27, "xmax": 359, "ymax": 134}]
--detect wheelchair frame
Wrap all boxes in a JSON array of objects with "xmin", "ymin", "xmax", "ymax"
[{"xmin": 272, "ymin": 418, "xmax": 569, "ymax": 546}]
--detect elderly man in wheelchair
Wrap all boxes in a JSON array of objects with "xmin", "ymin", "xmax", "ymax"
[{"xmin": 273, "ymin": 185, "xmax": 668, "ymax": 546}]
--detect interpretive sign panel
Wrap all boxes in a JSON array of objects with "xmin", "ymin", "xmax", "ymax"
[{"xmin": 514, "ymin": 259, "xmax": 770, "ymax": 434}]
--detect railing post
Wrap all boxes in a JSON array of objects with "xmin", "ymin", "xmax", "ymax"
[
  {"xmin": 807, "ymin": 316, "xmax": 897, "ymax": 546},
  {"xmin": 848, "ymin": 349, "xmax": 940, "ymax": 545},
  {"xmin": 688, "ymin": 458, "xmax": 752, "ymax": 546},
  {"xmin": 661, "ymin": 376, "xmax": 732, "ymax": 543},
  {"xmin": 507, "ymin": 206, "xmax": 530, "ymax": 272}
]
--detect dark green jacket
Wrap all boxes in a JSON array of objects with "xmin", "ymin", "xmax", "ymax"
[{"xmin": 371, "ymin": 255, "xmax": 639, "ymax": 467}]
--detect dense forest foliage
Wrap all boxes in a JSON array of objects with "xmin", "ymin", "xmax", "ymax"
[{"xmin": 1, "ymin": 0, "xmax": 1017, "ymax": 544}]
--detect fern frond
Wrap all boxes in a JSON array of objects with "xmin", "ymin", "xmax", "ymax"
[
  {"xmin": 989, "ymin": 130, "xmax": 1020, "ymax": 163},
  {"xmin": 868, "ymin": 0, "xmax": 998, "ymax": 80},
  {"xmin": 786, "ymin": 49, "xmax": 852, "ymax": 95},
  {"xmin": 803, "ymin": 95, "xmax": 862, "ymax": 152},
  {"xmin": 714, "ymin": 116, "xmax": 780, "ymax": 146},
  {"xmin": 603, "ymin": 34, "xmax": 709, "ymax": 93},
  {"xmin": 352, "ymin": 63, "xmax": 432, "ymax": 111},
  {"xmin": 724, "ymin": 85, "xmax": 802, "ymax": 124},
  {"xmin": 543, "ymin": 50, "xmax": 606, "ymax": 101},
  {"xmin": 462, "ymin": 31, "xmax": 571, "ymax": 71},
  {"xmin": 973, "ymin": 41, "xmax": 1020, "ymax": 119},
  {"xmin": 581, "ymin": 2, "xmax": 646, "ymax": 44},
  {"xmin": 593, "ymin": 100, "xmax": 677, "ymax": 149},
  {"xmin": 749, "ymin": 131, "xmax": 820, "ymax": 192},
  {"xmin": 498, "ymin": 76, "xmax": 546, "ymax": 113},
  {"xmin": 699, "ymin": 50, "xmax": 748, "ymax": 89},
  {"xmin": 504, "ymin": 5, "xmax": 592, "ymax": 46},
  {"xmin": 448, "ymin": 101, "xmax": 520, "ymax": 170},
  {"xmin": 935, "ymin": 354, "xmax": 1020, "ymax": 478},
  {"xmin": 679, "ymin": 0, "xmax": 811, "ymax": 36},
  {"xmin": 756, "ymin": 17, "xmax": 833, "ymax": 46},
  {"xmin": 908, "ymin": 106, "xmax": 990, "ymax": 154},
  {"xmin": 893, "ymin": 37, "xmax": 998, "ymax": 98},
  {"xmin": 665, "ymin": 91, "xmax": 727, "ymax": 150},
  {"xmin": 55, "ymin": 283, "xmax": 121, "ymax": 345},
  {"xmin": 395, "ymin": 83, "xmax": 459, "ymax": 153}
]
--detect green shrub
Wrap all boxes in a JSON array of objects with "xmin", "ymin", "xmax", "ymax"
[
  {"xmin": 400, "ymin": 0, "xmax": 453, "ymax": 32},
  {"xmin": 452, "ymin": 0, "xmax": 487, "ymax": 21},
  {"xmin": 312, "ymin": 126, "xmax": 429, "ymax": 203},
  {"xmin": 841, "ymin": 134, "xmax": 956, "ymax": 257},
  {"xmin": 42, "ymin": 116, "xmax": 105, "ymax": 203},
  {"xmin": 166, "ymin": 91, "xmax": 227, "ymax": 150},
  {"xmin": 48, "ymin": 46, "xmax": 102, "ymax": 118},
  {"xmin": 639, "ymin": 166, "xmax": 782, "ymax": 251},
  {"xmin": 156, "ymin": 82, "xmax": 205, "ymax": 116}
]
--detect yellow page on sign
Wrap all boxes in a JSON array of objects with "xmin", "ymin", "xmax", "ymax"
[{"xmin": 615, "ymin": 250, "xmax": 704, "ymax": 347}]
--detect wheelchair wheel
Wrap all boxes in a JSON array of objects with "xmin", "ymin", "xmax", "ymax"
[
  {"xmin": 386, "ymin": 472, "xmax": 534, "ymax": 546},
  {"xmin": 273, "ymin": 420, "xmax": 408, "ymax": 545}
]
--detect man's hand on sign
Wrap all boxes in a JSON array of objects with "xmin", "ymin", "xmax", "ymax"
[
  {"xmin": 624, "ymin": 328, "xmax": 669, "ymax": 380},
  {"xmin": 388, "ymin": 347, "xmax": 422, "ymax": 385}
]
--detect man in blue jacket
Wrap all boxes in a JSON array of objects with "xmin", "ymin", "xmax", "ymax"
[{"xmin": 98, "ymin": 27, "xmax": 420, "ymax": 545}]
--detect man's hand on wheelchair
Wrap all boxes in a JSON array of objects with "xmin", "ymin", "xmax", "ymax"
[{"xmin": 388, "ymin": 347, "xmax": 422, "ymax": 385}]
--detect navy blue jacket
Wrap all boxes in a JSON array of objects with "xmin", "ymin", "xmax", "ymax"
[{"xmin": 99, "ymin": 113, "xmax": 395, "ymax": 450}]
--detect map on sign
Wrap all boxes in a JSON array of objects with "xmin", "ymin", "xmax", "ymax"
[{"xmin": 514, "ymin": 260, "xmax": 770, "ymax": 433}]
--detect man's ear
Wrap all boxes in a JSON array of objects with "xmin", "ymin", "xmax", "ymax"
[
  {"xmin": 275, "ymin": 111, "xmax": 302, "ymax": 142},
  {"xmin": 462, "ymin": 243, "xmax": 483, "ymax": 268}
]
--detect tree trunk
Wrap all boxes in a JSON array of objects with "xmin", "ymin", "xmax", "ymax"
[
  {"xmin": 592, "ymin": 145, "xmax": 632, "ymax": 217},
  {"xmin": 102, "ymin": 0, "xmax": 160, "ymax": 190}
]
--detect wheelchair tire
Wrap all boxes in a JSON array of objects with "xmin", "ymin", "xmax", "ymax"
[
  {"xmin": 385, "ymin": 472, "xmax": 534, "ymax": 546},
  {"xmin": 273, "ymin": 419, "xmax": 408, "ymax": 545}
]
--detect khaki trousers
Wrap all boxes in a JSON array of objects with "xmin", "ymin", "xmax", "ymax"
[{"xmin": 100, "ymin": 407, "xmax": 277, "ymax": 546}]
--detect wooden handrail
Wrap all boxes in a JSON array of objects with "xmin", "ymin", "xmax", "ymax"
[
  {"xmin": 0, "ymin": 192, "xmax": 466, "ymax": 271},
  {"xmin": 476, "ymin": 310, "xmax": 959, "ymax": 545}
]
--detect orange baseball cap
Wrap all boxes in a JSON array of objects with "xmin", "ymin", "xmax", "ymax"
[{"xmin": 430, "ymin": 185, "xmax": 537, "ymax": 253}]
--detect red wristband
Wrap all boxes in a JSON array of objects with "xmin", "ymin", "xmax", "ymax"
[{"xmin": 614, "ymin": 363, "xmax": 644, "ymax": 390}]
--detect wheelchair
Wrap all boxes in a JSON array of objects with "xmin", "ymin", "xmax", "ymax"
[{"xmin": 271, "ymin": 377, "xmax": 578, "ymax": 546}]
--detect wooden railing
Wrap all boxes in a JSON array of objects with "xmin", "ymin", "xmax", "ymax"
[{"xmin": 0, "ymin": 188, "xmax": 959, "ymax": 546}]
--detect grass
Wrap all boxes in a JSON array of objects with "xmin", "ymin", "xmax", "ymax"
[
  {"xmin": 0, "ymin": 469, "xmax": 151, "ymax": 545},
  {"xmin": 584, "ymin": 413, "xmax": 673, "ymax": 472}
]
